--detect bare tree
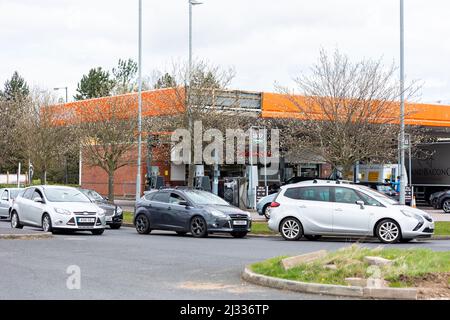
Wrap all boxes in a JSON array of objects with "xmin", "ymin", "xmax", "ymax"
[
  {"xmin": 20, "ymin": 91, "xmax": 77, "ymax": 184},
  {"xmin": 145, "ymin": 60, "xmax": 256, "ymax": 186},
  {"xmin": 277, "ymin": 49, "xmax": 423, "ymax": 177},
  {"xmin": 0, "ymin": 97, "xmax": 26, "ymax": 171},
  {"xmin": 78, "ymin": 95, "xmax": 138, "ymax": 200}
]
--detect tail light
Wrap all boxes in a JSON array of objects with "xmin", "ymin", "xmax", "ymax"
[{"xmin": 270, "ymin": 202, "xmax": 280, "ymax": 208}]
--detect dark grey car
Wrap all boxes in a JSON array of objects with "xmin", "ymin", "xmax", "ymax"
[
  {"xmin": 0, "ymin": 188, "xmax": 23, "ymax": 219},
  {"xmin": 79, "ymin": 188, "xmax": 123, "ymax": 229},
  {"xmin": 134, "ymin": 188, "xmax": 252, "ymax": 238}
]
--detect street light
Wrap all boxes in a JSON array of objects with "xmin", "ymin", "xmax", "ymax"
[
  {"xmin": 53, "ymin": 86, "xmax": 68, "ymax": 103},
  {"xmin": 136, "ymin": 0, "xmax": 143, "ymax": 200},
  {"xmin": 187, "ymin": 0, "xmax": 202, "ymax": 188},
  {"xmin": 54, "ymin": 86, "xmax": 69, "ymax": 184},
  {"xmin": 189, "ymin": 0, "xmax": 203, "ymax": 81},
  {"xmin": 399, "ymin": 0, "xmax": 406, "ymax": 205}
]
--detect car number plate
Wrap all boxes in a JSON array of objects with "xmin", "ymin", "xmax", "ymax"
[
  {"xmin": 78, "ymin": 218, "xmax": 95, "ymax": 223},
  {"xmin": 233, "ymin": 220, "xmax": 247, "ymax": 226},
  {"xmin": 105, "ymin": 216, "xmax": 112, "ymax": 222}
]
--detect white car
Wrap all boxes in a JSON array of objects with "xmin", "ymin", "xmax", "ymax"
[
  {"xmin": 268, "ymin": 180, "xmax": 434, "ymax": 243},
  {"xmin": 11, "ymin": 186, "xmax": 106, "ymax": 235},
  {"xmin": 0, "ymin": 188, "xmax": 23, "ymax": 219}
]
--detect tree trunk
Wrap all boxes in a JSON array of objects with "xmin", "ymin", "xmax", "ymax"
[
  {"xmin": 40, "ymin": 170, "xmax": 47, "ymax": 185},
  {"xmin": 108, "ymin": 170, "xmax": 114, "ymax": 201},
  {"xmin": 187, "ymin": 163, "xmax": 195, "ymax": 187}
]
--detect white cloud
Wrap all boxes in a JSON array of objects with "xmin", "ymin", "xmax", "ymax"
[{"xmin": 1, "ymin": 0, "xmax": 450, "ymax": 103}]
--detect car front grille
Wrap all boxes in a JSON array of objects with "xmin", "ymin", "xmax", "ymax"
[
  {"xmin": 74, "ymin": 212, "xmax": 97, "ymax": 216},
  {"xmin": 229, "ymin": 214, "xmax": 248, "ymax": 219}
]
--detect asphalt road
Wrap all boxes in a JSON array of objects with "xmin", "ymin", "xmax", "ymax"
[{"xmin": 0, "ymin": 220, "xmax": 449, "ymax": 300}]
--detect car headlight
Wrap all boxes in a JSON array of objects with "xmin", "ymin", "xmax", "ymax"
[
  {"xmin": 97, "ymin": 208, "xmax": 105, "ymax": 216},
  {"xmin": 54, "ymin": 207, "xmax": 72, "ymax": 215},
  {"xmin": 210, "ymin": 209, "xmax": 228, "ymax": 219},
  {"xmin": 116, "ymin": 207, "xmax": 123, "ymax": 215},
  {"xmin": 400, "ymin": 209, "xmax": 423, "ymax": 221}
]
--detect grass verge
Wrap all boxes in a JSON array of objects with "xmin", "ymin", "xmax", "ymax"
[
  {"xmin": 435, "ymin": 221, "xmax": 450, "ymax": 236},
  {"xmin": 123, "ymin": 211, "xmax": 133, "ymax": 224},
  {"xmin": 250, "ymin": 221, "xmax": 276, "ymax": 235},
  {"xmin": 250, "ymin": 245, "xmax": 450, "ymax": 288}
]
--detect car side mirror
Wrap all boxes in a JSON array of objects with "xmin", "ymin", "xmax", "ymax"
[
  {"xmin": 355, "ymin": 200, "xmax": 365, "ymax": 209},
  {"xmin": 179, "ymin": 201, "xmax": 189, "ymax": 207},
  {"xmin": 104, "ymin": 197, "xmax": 109, "ymax": 201},
  {"xmin": 33, "ymin": 197, "xmax": 44, "ymax": 204}
]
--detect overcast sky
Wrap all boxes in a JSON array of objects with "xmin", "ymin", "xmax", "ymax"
[{"xmin": 1, "ymin": 0, "xmax": 450, "ymax": 103}]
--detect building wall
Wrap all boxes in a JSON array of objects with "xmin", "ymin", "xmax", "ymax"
[{"xmin": 81, "ymin": 143, "xmax": 172, "ymax": 198}]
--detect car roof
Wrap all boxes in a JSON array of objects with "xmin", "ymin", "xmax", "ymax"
[{"xmin": 280, "ymin": 179, "xmax": 356, "ymax": 189}]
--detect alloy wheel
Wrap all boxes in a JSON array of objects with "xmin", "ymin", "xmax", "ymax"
[
  {"xmin": 378, "ymin": 221, "xmax": 400, "ymax": 243},
  {"xmin": 191, "ymin": 217, "xmax": 206, "ymax": 237},
  {"xmin": 135, "ymin": 215, "xmax": 149, "ymax": 234},
  {"xmin": 42, "ymin": 215, "xmax": 51, "ymax": 232},
  {"xmin": 281, "ymin": 218, "xmax": 302, "ymax": 240},
  {"xmin": 11, "ymin": 213, "xmax": 18, "ymax": 228},
  {"xmin": 443, "ymin": 200, "xmax": 450, "ymax": 213}
]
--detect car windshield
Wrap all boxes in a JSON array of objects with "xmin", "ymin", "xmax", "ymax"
[
  {"xmin": 357, "ymin": 185, "xmax": 399, "ymax": 205},
  {"xmin": 185, "ymin": 190, "xmax": 230, "ymax": 205},
  {"xmin": 44, "ymin": 188, "xmax": 91, "ymax": 203},
  {"xmin": 10, "ymin": 189, "xmax": 21, "ymax": 199},
  {"xmin": 377, "ymin": 185, "xmax": 393, "ymax": 192},
  {"xmin": 81, "ymin": 189, "xmax": 104, "ymax": 201}
]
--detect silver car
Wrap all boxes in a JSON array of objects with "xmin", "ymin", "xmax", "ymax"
[
  {"xmin": 268, "ymin": 180, "xmax": 434, "ymax": 243},
  {"xmin": 11, "ymin": 186, "xmax": 106, "ymax": 235},
  {"xmin": 0, "ymin": 188, "xmax": 23, "ymax": 219}
]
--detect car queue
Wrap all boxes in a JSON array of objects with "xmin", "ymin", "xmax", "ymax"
[{"xmin": 2, "ymin": 180, "xmax": 436, "ymax": 243}]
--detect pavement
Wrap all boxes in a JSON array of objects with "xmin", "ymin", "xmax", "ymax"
[{"xmin": 0, "ymin": 220, "xmax": 449, "ymax": 300}]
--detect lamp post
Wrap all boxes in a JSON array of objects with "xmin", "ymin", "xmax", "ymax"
[
  {"xmin": 53, "ymin": 87, "xmax": 68, "ymax": 103},
  {"xmin": 136, "ymin": 0, "xmax": 143, "ymax": 200},
  {"xmin": 189, "ymin": 0, "xmax": 203, "ymax": 82},
  {"xmin": 54, "ymin": 86, "xmax": 69, "ymax": 184},
  {"xmin": 399, "ymin": 0, "xmax": 406, "ymax": 205},
  {"xmin": 187, "ymin": 0, "xmax": 202, "ymax": 187}
]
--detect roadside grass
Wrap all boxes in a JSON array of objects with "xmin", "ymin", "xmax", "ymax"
[
  {"xmin": 123, "ymin": 211, "xmax": 134, "ymax": 224},
  {"xmin": 435, "ymin": 221, "xmax": 450, "ymax": 236},
  {"xmin": 250, "ymin": 221, "xmax": 276, "ymax": 235},
  {"xmin": 250, "ymin": 245, "xmax": 450, "ymax": 287}
]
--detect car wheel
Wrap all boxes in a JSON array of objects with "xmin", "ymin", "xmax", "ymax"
[
  {"xmin": 91, "ymin": 229, "xmax": 104, "ymax": 235},
  {"xmin": 176, "ymin": 231, "xmax": 187, "ymax": 236},
  {"xmin": 442, "ymin": 200, "xmax": 450, "ymax": 213},
  {"xmin": 190, "ymin": 216, "xmax": 208, "ymax": 238},
  {"xmin": 110, "ymin": 223, "xmax": 121, "ymax": 229},
  {"xmin": 376, "ymin": 219, "xmax": 401, "ymax": 244},
  {"xmin": 280, "ymin": 217, "xmax": 303, "ymax": 241},
  {"xmin": 10, "ymin": 212, "xmax": 23, "ymax": 229},
  {"xmin": 135, "ymin": 214, "xmax": 151, "ymax": 234},
  {"xmin": 42, "ymin": 214, "xmax": 53, "ymax": 233},
  {"xmin": 263, "ymin": 204, "xmax": 270, "ymax": 220},
  {"xmin": 231, "ymin": 231, "xmax": 248, "ymax": 238},
  {"xmin": 304, "ymin": 235, "xmax": 322, "ymax": 241}
]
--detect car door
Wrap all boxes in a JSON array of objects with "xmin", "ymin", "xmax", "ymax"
[
  {"xmin": 27, "ymin": 189, "xmax": 45, "ymax": 227},
  {"xmin": 332, "ymin": 187, "xmax": 370, "ymax": 235},
  {"xmin": 19, "ymin": 188, "xmax": 35, "ymax": 224},
  {"xmin": 149, "ymin": 192, "xmax": 170, "ymax": 228},
  {"xmin": 282, "ymin": 186, "xmax": 333, "ymax": 233},
  {"xmin": 0, "ymin": 189, "xmax": 9, "ymax": 218},
  {"xmin": 166, "ymin": 192, "xmax": 191, "ymax": 230}
]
